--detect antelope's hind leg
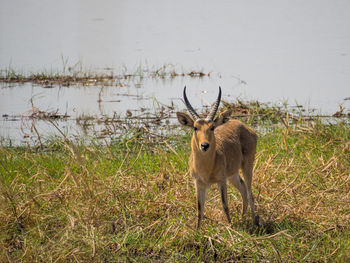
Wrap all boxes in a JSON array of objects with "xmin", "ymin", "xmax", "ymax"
[
  {"xmin": 242, "ymin": 157, "xmax": 259, "ymax": 226},
  {"xmin": 228, "ymin": 172, "xmax": 248, "ymax": 216}
]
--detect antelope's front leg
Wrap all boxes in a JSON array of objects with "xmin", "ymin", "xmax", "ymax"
[
  {"xmin": 195, "ymin": 180, "xmax": 207, "ymax": 229},
  {"xmin": 218, "ymin": 180, "xmax": 231, "ymax": 223}
]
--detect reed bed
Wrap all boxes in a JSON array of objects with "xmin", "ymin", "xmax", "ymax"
[{"xmin": 0, "ymin": 64, "xmax": 210, "ymax": 87}]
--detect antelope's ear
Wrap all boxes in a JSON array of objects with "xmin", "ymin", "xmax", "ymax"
[
  {"xmin": 214, "ymin": 109, "xmax": 232, "ymax": 126},
  {"xmin": 176, "ymin": 112, "xmax": 194, "ymax": 127}
]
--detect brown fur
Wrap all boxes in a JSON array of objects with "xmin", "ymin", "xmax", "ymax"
[{"xmin": 177, "ymin": 110, "xmax": 258, "ymax": 228}]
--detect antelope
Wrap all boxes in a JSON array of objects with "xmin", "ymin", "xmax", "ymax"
[{"xmin": 177, "ymin": 86, "xmax": 258, "ymax": 229}]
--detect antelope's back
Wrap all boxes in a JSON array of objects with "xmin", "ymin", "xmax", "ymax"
[{"xmin": 215, "ymin": 120, "xmax": 257, "ymax": 158}]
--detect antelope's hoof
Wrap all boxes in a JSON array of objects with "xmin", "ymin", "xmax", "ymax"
[{"xmin": 254, "ymin": 215, "xmax": 260, "ymax": 226}]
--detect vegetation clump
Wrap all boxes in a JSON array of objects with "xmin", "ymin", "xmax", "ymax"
[{"xmin": 0, "ymin": 64, "xmax": 211, "ymax": 87}]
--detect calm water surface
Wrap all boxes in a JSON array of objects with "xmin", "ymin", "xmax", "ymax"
[{"xmin": 1, "ymin": 0, "xmax": 349, "ymax": 143}]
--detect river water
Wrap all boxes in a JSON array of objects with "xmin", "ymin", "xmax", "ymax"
[{"xmin": 1, "ymin": 0, "xmax": 349, "ymax": 143}]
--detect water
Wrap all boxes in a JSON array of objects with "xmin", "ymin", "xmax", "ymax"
[{"xmin": 1, "ymin": 0, "xmax": 349, "ymax": 143}]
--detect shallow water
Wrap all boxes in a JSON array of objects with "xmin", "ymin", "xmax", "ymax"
[
  {"xmin": 0, "ymin": 77, "xmax": 230, "ymax": 143},
  {"xmin": 1, "ymin": 0, "xmax": 350, "ymax": 143}
]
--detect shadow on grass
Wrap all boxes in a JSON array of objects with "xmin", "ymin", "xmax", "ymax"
[{"xmin": 247, "ymin": 208, "xmax": 308, "ymax": 236}]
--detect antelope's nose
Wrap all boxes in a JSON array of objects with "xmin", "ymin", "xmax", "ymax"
[{"xmin": 201, "ymin": 142, "xmax": 210, "ymax": 152}]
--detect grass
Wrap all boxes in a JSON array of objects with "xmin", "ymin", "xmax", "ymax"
[{"xmin": 0, "ymin": 111, "xmax": 349, "ymax": 262}]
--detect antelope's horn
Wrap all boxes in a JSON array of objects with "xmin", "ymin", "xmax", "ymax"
[
  {"xmin": 206, "ymin": 87, "xmax": 222, "ymax": 121},
  {"xmin": 183, "ymin": 86, "xmax": 201, "ymax": 121}
]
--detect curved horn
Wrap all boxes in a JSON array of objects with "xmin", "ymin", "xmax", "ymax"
[
  {"xmin": 206, "ymin": 86, "xmax": 222, "ymax": 121},
  {"xmin": 183, "ymin": 86, "xmax": 201, "ymax": 120}
]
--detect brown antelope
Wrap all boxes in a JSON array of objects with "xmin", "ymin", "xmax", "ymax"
[{"xmin": 177, "ymin": 86, "xmax": 258, "ymax": 229}]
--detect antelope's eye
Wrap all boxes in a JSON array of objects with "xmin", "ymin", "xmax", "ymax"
[
  {"xmin": 210, "ymin": 126, "xmax": 215, "ymax": 131},
  {"xmin": 194, "ymin": 127, "xmax": 198, "ymax": 131}
]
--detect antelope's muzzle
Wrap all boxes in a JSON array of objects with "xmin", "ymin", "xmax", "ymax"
[{"xmin": 201, "ymin": 142, "xmax": 210, "ymax": 152}]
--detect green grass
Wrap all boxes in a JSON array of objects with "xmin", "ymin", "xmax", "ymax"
[{"xmin": 0, "ymin": 119, "xmax": 349, "ymax": 262}]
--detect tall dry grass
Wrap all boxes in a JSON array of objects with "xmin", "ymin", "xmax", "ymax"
[{"xmin": 0, "ymin": 118, "xmax": 349, "ymax": 262}]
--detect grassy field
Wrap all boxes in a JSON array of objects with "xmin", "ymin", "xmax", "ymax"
[{"xmin": 0, "ymin": 111, "xmax": 349, "ymax": 262}]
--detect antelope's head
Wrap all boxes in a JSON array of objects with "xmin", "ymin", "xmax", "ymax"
[{"xmin": 177, "ymin": 86, "xmax": 232, "ymax": 153}]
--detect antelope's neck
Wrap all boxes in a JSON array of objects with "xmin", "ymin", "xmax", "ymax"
[{"xmin": 190, "ymin": 136, "xmax": 217, "ymax": 174}]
